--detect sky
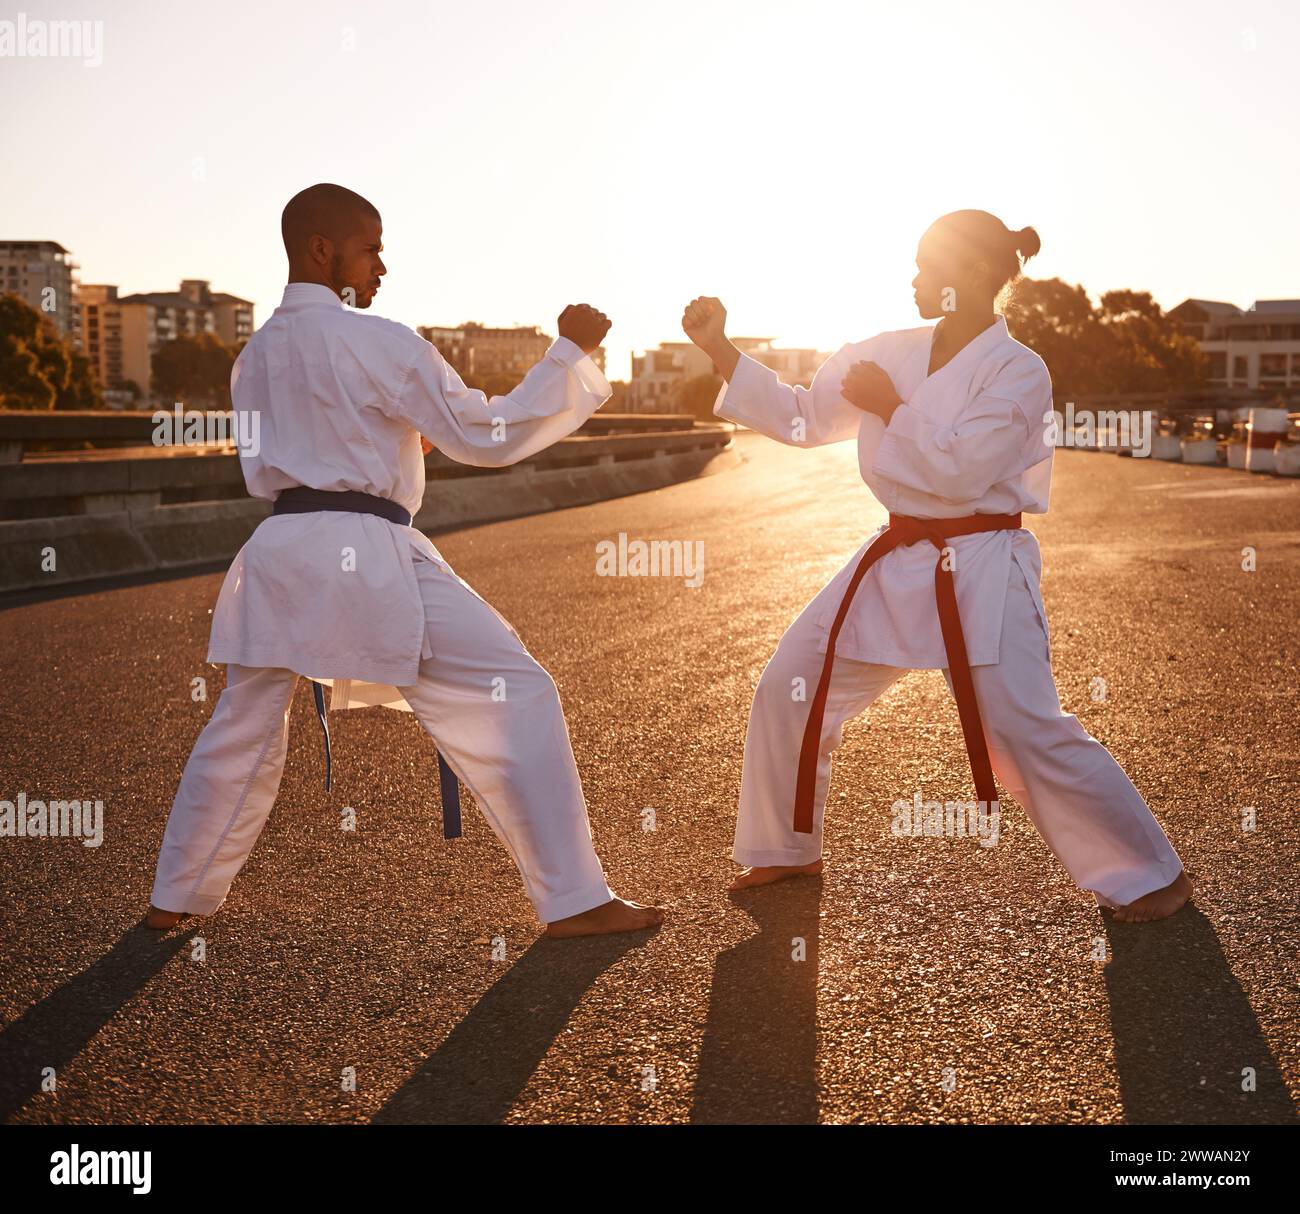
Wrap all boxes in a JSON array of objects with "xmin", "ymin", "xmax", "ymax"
[{"xmin": 2, "ymin": 0, "xmax": 1297, "ymax": 379}]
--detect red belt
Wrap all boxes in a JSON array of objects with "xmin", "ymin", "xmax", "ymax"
[{"xmin": 793, "ymin": 511, "xmax": 1023, "ymax": 834}]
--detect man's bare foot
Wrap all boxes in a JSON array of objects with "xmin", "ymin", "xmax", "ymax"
[
  {"xmin": 144, "ymin": 905, "xmax": 187, "ymax": 930},
  {"xmin": 1109, "ymin": 870, "xmax": 1194, "ymax": 923},
  {"xmin": 544, "ymin": 895, "xmax": 664, "ymax": 939},
  {"xmin": 728, "ymin": 858, "xmax": 823, "ymax": 892}
]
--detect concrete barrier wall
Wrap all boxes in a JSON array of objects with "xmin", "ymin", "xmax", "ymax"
[
  {"xmin": 0, "ymin": 427, "xmax": 737, "ymax": 595},
  {"xmin": 0, "ymin": 409, "xmax": 698, "ymax": 461},
  {"xmin": 2, "ymin": 429, "xmax": 726, "ymax": 518}
]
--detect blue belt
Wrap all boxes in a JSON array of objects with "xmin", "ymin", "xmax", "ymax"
[{"xmin": 274, "ymin": 486, "xmax": 462, "ymax": 839}]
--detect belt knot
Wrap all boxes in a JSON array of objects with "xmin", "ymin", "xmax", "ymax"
[{"xmin": 887, "ymin": 513, "xmax": 947, "ymax": 550}]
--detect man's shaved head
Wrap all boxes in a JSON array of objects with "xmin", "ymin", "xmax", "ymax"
[
  {"xmin": 281, "ymin": 183, "xmax": 386, "ymax": 308},
  {"xmin": 281, "ymin": 183, "xmax": 380, "ymax": 259}
]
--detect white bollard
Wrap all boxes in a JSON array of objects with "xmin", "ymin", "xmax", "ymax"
[
  {"xmin": 1246, "ymin": 408, "xmax": 1290, "ymax": 473},
  {"xmin": 1181, "ymin": 437, "xmax": 1218, "ymax": 465},
  {"xmin": 1152, "ymin": 434, "xmax": 1183, "ymax": 460},
  {"xmin": 1274, "ymin": 442, "xmax": 1300, "ymax": 478}
]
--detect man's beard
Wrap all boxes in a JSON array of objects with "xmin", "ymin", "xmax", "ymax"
[{"xmin": 329, "ymin": 253, "xmax": 368, "ymax": 308}]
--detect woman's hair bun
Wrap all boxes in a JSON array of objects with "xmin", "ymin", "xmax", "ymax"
[{"xmin": 1013, "ymin": 226, "xmax": 1041, "ymax": 262}]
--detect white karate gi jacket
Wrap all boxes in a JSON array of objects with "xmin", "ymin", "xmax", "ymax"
[
  {"xmin": 206, "ymin": 281, "xmax": 611, "ymax": 709},
  {"xmin": 714, "ymin": 314, "xmax": 1055, "ymax": 667}
]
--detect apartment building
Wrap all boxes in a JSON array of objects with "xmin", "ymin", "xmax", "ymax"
[
  {"xmin": 418, "ymin": 321, "xmax": 607, "ymax": 379},
  {"xmin": 0, "ymin": 239, "xmax": 80, "ymax": 344},
  {"xmin": 77, "ymin": 284, "xmax": 125, "ymax": 394},
  {"xmin": 109, "ymin": 279, "xmax": 254, "ymax": 400},
  {"xmin": 1170, "ymin": 298, "xmax": 1300, "ymax": 389},
  {"xmin": 628, "ymin": 337, "xmax": 826, "ymax": 413}
]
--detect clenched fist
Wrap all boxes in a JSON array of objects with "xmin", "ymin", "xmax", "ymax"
[
  {"xmin": 681, "ymin": 296, "xmax": 727, "ymax": 350},
  {"xmin": 558, "ymin": 303, "xmax": 611, "ymax": 354},
  {"xmin": 841, "ymin": 360, "xmax": 903, "ymax": 421}
]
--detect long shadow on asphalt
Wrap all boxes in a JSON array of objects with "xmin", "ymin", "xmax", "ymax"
[
  {"xmin": 0, "ymin": 922, "xmax": 191, "ymax": 1123},
  {"xmin": 690, "ymin": 877, "xmax": 822, "ymax": 1124},
  {"xmin": 1104, "ymin": 905, "xmax": 1297, "ymax": 1124},
  {"xmin": 373, "ymin": 930, "xmax": 656, "ymax": 1124}
]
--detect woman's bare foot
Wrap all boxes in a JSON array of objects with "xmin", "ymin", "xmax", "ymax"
[
  {"xmin": 728, "ymin": 858, "xmax": 823, "ymax": 892},
  {"xmin": 1110, "ymin": 870, "xmax": 1194, "ymax": 922},
  {"xmin": 144, "ymin": 905, "xmax": 187, "ymax": 929},
  {"xmin": 544, "ymin": 895, "xmax": 665, "ymax": 939}
]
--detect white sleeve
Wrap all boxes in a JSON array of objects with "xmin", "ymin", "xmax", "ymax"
[
  {"xmin": 712, "ymin": 342, "xmax": 864, "ymax": 447},
  {"xmin": 391, "ymin": 335, "xmax": 612, "ymax": 467},
  {"xmin": 871, "ymin": 357, "xmax": 1053, "ymax": 501}
]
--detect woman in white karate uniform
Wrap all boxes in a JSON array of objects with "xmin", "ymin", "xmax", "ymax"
[{"xmin": 682, "ymin": 209, "xmax": 1193, "ymax": 922}]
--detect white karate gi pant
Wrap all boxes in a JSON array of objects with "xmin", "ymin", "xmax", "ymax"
[
  {"xmin": 732, "ymin": 559, "xmax": 1185, "ymax": 908},
  {"xmin": 150, "ymin": 554, "xmax": 616, "ymax": 923}
]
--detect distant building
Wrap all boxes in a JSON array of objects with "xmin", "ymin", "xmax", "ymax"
[
  {"xmin": 628, "ymin": 337, "xmax": 826, "ymax": 413},
  {"xmin": 0, "ymin": 239, "xmax": 80, "ymax": 344},
  {"xmin": 109, "ymin": 279, "xmax": 254, "ymax": 402},
  {"xmin": 178, "ymin": 279, "xmax": 255, "ymax": 347},
  {"xmin": 77, "ymin": 284, "xmax": 125, "ymax": 395},
  {"xmin": 1170, "ymin": 298, "xmax": 1300, "ymax": 389},
  {"xmin": 418, "ymin": 321, "xmax": 606, "ymax": 379}
]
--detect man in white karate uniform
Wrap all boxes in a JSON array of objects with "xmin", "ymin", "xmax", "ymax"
[
  {"xmin": 680, "ymin": 209, "xmax": 1193, "ymax": 923},
  {"xmin": 147, "ymin": 183, "xmax": 663, "ymax": 938}
]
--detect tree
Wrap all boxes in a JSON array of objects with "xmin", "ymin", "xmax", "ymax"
[
  {"xmin": 152, "ymin": 332, "xmax": 238, "ymax": 407},
  {"xmin": 1097, "ymin": 289, "xmax": 1207, "ymax": 393},
  {"xmin": 676, "ymin": 373, "xmax": 723, "ymax": 421},
  {"xmin": 59, "ymin": 350, "xmax": 102, "ymax": 409},
  {"xmin": 0, "ymin": 292, "xmax": 103, "ymax": 410},
  {"xmin": 1004, "ymin": 278, "xmax": 1209, "ymax": 397}
]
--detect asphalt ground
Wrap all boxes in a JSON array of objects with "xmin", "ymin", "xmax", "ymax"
[{"xmin": 1, "ymin": 434, "xmax": 1296, "ymax": 1124}]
